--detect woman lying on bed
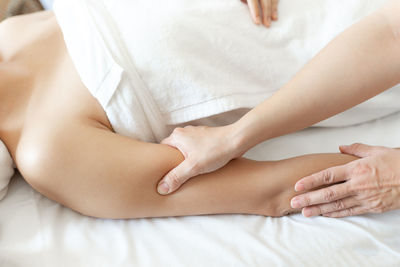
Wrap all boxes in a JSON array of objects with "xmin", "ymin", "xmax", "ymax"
[{"xmin": 0, "ymin": 0, "xmax": 399, "ymax": 219}]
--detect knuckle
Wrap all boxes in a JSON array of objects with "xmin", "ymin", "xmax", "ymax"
[
  {"xmin": 315, "ymin": 205, "xmax": 323, "ymax": 216},
  {"xmin": 322, "ymin": 169, "xmax": 334, "ymax": 184},
  {"xmin": 345, "ymin": 208, "xmax": 353, "ymax": 216},
  {"xmin": 333, "ymin": 199, "xmax": 345, "ymax": 210},
  {"xmin": 351, "ymin": 161, "xmax": 373, "ymax": 176},
  {"xmin": 167, "ymin": 172, "xmax": 181, "ymax": 188},
  {"xmin": 303, "ymin": 196, "xmax": 311, "ymax": 206},
  {"xmin": 371, "ymin": 198, "xmax": 384, "ymax": 212},
  {"xmin": 350, "ymin": 143, "xmax": 362, "ymax": 151},
  {"xmin": 323, "ymin": 189, "xmax": 336, "ymax": 202}
]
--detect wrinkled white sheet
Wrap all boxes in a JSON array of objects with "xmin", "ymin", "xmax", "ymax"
[
  {"xmin": 1, "ymin": 111, "xmax": 399, "ymax": 267},
  {"xmin": 0, "ymin": 141, "xmax": 14, "ymax": 201}
]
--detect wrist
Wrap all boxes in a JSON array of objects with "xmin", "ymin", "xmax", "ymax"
[{"xmin": 225, "ymin": 122, "xmax": 250, "ymax": 159}]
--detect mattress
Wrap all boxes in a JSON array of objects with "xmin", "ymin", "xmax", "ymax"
[{"xmin": 1, "ymin": 111, "xmax": 399, "ymax": 267}]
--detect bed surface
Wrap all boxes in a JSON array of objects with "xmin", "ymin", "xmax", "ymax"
[{"xmin": 1, "ymin": 111, "xmax": 400, "ymax": 267}]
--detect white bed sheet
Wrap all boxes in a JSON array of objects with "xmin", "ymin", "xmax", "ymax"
[
  {"xmin": 1, "ymin": 111, "xmax": 400, "ymax": 267},
  {"xmin": 39, "ymin": 0, "xmax": 54, "ymax": 10}
]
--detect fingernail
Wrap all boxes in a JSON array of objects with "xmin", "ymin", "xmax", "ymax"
[
  {"xmin": 272, "ymin": 12, "xmax": 278, "ymax": 20},
  {"xmin": 291, "ymin": 198, "xmax": 300, "ymax": 209},
  {"xmin": 302, "ymin": 209, "xmax": 312, "ymax": 217},
  {"xmin": 295, "ymin": 183, "xmax": 305, "ymax": 192},
  {"xmin": 255, "ymin": 17, "xmax": 261, "ymax": 25},
  {"xmin": 264, "ymin": 17, "xmax": 271, "ymax": 27},
  {"xmin": 157, "ymin": 182, "xmax": 170, "ymax": 195}
]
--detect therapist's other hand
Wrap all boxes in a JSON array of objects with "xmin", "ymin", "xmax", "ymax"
[
  {"xmin": 158, "ymin": 125, "xmax": 242, "ymax": 195},
  {"xmin": 240, "ymin": 0, "xmax": 279, "ymax": 27},
  {"xmin": 291, "ymin": 143, "xmax": 400, "ymax": 218}
]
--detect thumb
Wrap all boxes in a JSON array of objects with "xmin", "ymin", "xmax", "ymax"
[
  {"xmin": 339, "ymin": 143, "xmax": 378, "ymax": 158},
  {"xmin": 157, "ymin": 160, "xmax": 198, "ymax": 195}
]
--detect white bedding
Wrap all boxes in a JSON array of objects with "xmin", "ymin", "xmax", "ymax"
[
  {"xmin": 54, "ymin": 0, "xmax": 400, "ymax": 144},
  {"xmin": 1, "ymin": 111, "xmax": 400, "ymax": 267},
  {"xmin": 39, "ymin": 0, "xmax": 54, "ymax": 10},
  {"xmin": 1, "ymin": 0, "xmax": 399, "ymax": 265}
]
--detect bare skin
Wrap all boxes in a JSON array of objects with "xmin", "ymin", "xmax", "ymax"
[
  {"xmin": 0, "ymin": 11, "xmax": 359, "ymax": 219},
  {"xmin": 158, "ymin": 0, "xmax": 400, "ymax": 196},
  {"xmin": 156, "ymin": 0, "xmax": 400, "ymax": 217}
]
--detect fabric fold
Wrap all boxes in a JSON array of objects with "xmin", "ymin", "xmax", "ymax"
[
  {"xmin": 0, "ymin": 140, "xmax": 15, "ymax": 200},
  {"xmin": 54, "ymin": 0, "xmax": 400, "ymax": 144}
]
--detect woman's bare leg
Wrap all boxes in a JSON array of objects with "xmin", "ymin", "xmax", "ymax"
[{"xmin": 16, "ymin": 122, "xmax": 358, "ymax": 219}]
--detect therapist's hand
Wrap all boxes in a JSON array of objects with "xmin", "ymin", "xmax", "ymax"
[
  {"xmin": 158, "ymin": 125, "xmax": 243, "ymax": 195},
  {"xmin": 291, "ymin": 144, "xmax": 400, "ymax": 218},
  {"xmin": 240, "ymin": 0, "xmax": 279, "ymax": 27}
]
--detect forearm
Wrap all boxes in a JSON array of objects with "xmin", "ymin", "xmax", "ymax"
[
  {"xmin": 232, "ymin": 1, "xmax": 400, "ymax": 153},
  {"xmin": 161, "ymin": 152, "xmax": 358, "ymax": 218},
  {"xmin": 71, "ymin": 147, "xmax": 357, "ymax": 219}
]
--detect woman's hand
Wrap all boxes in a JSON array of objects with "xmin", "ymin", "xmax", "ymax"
[
  {"xmin": 291, "ymin": 144, "xmax": 400, "ymax": 218},
  {"xmin": 240, "ymin": 0, "xmax": 279, "ymax": 27},
  {"xmin": 157, "ymin": 125, "xmax": 244, "ymax": 195}
]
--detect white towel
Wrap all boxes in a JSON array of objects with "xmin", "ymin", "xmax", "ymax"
[
  {"xmin": 54, "ymin": 0, "xmax": 400, "ymax": 144},
  {"xmin": 0, "ymin": 140, "xmax": 14, "ymax": 200}
]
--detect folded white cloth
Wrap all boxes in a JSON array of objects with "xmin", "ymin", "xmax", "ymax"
[
  {"xmin": 0, "ymin": 140, "xmax": 14, "ymax": 200},
  {"xmin": 54, "ymin": 0, "xmax": 400, "ymax": 143}
]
